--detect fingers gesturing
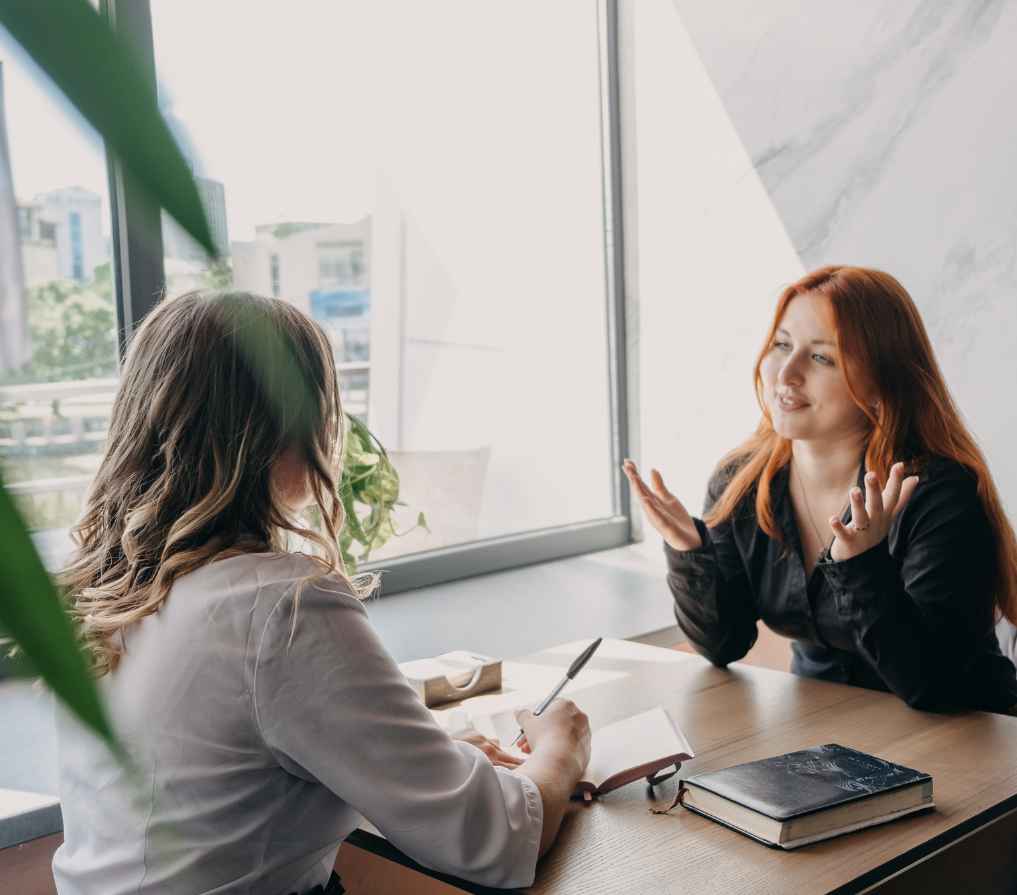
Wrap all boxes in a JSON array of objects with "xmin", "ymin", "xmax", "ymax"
[
  {"xmin": 829, "ymin": 462, "xmax": 920, "ymax": 561},
  {"xmin": 622, "ymin": 459, "xmax": 702, "ymax": 552}
]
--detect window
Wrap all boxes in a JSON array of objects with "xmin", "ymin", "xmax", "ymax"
[
  {"xmin": 2, "ymin": 2, "xmax": 628, "ymax": 590},
  {"xmin": 147, "ymin": 0, "xmax": 627, "ymax": 585},
  {"xmin": 0, "ymin": 42, "xmax": 118, "ymax": 557}
]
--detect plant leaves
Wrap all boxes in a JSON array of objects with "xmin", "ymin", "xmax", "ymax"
[
  {"xmin": 0, "ymin": 477, "xmax": 120, "ymax": 755},
  {"xmin": 0, "ymin": 0, "xmax": 217, "ymax": 256}
]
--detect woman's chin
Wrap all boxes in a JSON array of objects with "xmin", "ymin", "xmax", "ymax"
[{"xmin": 772, "ymin": 417, "xmax": 814, "ymax": 440}]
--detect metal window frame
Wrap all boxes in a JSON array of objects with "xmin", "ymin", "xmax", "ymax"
[
  {"xmin": 101, "ymin": 0, "xmax": 632, "ymax": 597},
  {"xmin": 102, "ymin": 0, "xmax": 166, "ymax": 355}
]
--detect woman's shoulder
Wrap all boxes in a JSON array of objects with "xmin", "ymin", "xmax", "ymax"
[
  {"xmin": 203, "ymin": 551, "xmax": 363, "ymax": 610},
  {"xmin": 910, "ymin": 455, "xmax": 979, "ymax": 497},
  {"xmin": 709, "ymin": 455, "xmax": 748, "ymax": 484},
  {"xmin": 704, "ymin": 453, "xmax": 755, "ymax": 509},
  {"xmin": 899, "ymin": 455, "xmax": 984, "ymax": 526}
]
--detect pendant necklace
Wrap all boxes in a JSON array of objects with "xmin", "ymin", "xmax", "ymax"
[{"xmin": 791, "ymin": 460, "xmax": 852, "ymax": 565}]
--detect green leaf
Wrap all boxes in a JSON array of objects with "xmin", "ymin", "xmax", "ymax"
[
  {"xmin": 339, "ymin": 480, "xmax": 368, "ymax": 546},
  {"xmin": 0, "ymin": 0, "xmax": 217, "ymax": 256},
  {"xmin": 0, "ymin": 478, "xmax": 121, "ymax": 756}
]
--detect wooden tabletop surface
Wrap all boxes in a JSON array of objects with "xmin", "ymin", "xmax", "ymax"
[{"xmin": 347, "ymin": 638, "xmax": 1017, "ymax": 895}]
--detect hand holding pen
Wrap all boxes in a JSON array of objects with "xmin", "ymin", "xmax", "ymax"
[{"xmin": 512, "ymin": 638, "xmax": 602, "ymax": 750}]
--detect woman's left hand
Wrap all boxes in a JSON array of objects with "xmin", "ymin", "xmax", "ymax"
[
  {"xmin": 829, "ymin": 462, "xmax": 920, "ymax": 562},
  {"xmin": 453, "ymin": 731, "xmax": 524, "ymax": 769}
]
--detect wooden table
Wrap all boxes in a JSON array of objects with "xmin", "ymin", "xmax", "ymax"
[{"xmin": 337, "ymin": 639, "xmax": 1017, "ymax": 894}]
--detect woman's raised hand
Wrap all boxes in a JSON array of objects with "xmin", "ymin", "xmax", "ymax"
[
  {"xmin": 622, "ymin": 459, "xmax": 702, "ymax": 552},
  {"xmin": 829, "ymin": 462, "xmax": 920, "ymax": 562}
]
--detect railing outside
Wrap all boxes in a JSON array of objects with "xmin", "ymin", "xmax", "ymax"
[{"xmin": 1, "ymin": 363, "xmax": 370, "ymax": 529}]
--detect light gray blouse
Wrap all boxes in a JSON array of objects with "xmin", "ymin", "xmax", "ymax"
[{"xmin": 52, "ymin": 553, "xmax": 542, "ymax": 894}]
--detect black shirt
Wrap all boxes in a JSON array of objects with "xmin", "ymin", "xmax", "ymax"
[{"xmin": 665, "ymin": 457, "xmax": 1017, "ymax": 713}]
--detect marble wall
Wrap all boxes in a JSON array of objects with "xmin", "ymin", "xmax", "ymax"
[{"xmin": 627, "ymin": 0, "xmax": 1017, "ymax": 532}]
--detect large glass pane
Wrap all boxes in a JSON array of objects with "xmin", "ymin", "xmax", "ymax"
[
  {"xmin": 151, "ymin": 0, "xmax": 614, "ymax": 561},
  {"xmin": 0, "ymin": 33, "xmax": 117, "ymax": 559}
]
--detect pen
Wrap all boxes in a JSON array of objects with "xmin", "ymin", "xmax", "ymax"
[{"xmin": 511, "ymin": 637, "xmax": 602, "ymax": 747}]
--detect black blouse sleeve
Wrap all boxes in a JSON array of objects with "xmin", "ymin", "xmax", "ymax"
[
  {"xmin": 817, "ymin": 463, "xmax": 1001, "ymax": 710},
  {"xmin": 666, "ymin": 467, "xmax": 759, "ymax": 666}
]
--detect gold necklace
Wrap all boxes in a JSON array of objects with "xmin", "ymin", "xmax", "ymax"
[{"xmin": 791, "ymin": 461, "xmax": 853, "ymax": 562}]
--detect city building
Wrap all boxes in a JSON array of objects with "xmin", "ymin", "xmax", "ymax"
[
  {"xmin": 231, "ymin": 217, "xmax": 370, "ymax": 363},
  {"xmin": 162, "ymin": 175, "xmax": 229, "ymax": 261},
  {"xmin": 15, "ymin": 202, "xmax": 60, "ymax": 287},
  {"xmin": 34, "ymin": 186, "xmax": 105, "ymax": 284}
]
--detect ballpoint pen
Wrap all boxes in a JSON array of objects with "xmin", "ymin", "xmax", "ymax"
[{"xmin": 511, "ymin": 637, "xmax": 603, "ymax": 747}]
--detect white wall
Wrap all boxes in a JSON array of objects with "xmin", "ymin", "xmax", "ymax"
[
  {"xmin": 626, "ymin": 0, "xmax": 1017, "ymax": 555},
  {"xmin": 623, "ymin": 0, "xmax": 803, "ymax": 554},
  {"xmin": 668, "ymin": 0, "xmax": 1017, "ymax": 520}
]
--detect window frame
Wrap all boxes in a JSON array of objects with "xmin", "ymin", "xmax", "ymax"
[{"xmin": 101, "ymin": 0, "xmax": 632, "ymax": 596}]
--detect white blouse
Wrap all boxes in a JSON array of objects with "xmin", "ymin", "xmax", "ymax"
[{"xmin": 52, "ymin": 553, "xmax": 542, "ymax": 894}]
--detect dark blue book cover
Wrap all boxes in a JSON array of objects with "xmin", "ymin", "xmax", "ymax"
[{"xmin": 685, "ymin": 744, "xmax": 931, "ymax": 821}]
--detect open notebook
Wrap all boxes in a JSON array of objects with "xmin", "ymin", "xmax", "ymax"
[
  {"xmin": 576, "ymin": 706, "xmax": 694, "ymax": 799},
  {"xmin": 494, "ymin": 706, "xmax": 694, "ymax": 800}
]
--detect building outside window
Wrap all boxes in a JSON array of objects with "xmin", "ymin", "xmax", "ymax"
[
  {"xmin": 0, "ymin": 52, "xmax": 118, "ymax": 560},
  {"xmin": 68, "ymin": 211, "xmax": 82, "ymax": 281},
  {"xmin": 269, "ymin": 252, "xmax": 280, "ymax": 297}
]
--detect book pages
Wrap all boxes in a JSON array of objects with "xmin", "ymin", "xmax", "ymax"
[{"xmin": 584, "ymin": 707, "xmax": 693, "ymax": 790}]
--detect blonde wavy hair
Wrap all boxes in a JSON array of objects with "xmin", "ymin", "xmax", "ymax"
[{"xmin": 62, "ymin": 290, "xmax": 367, "ymax": 676}]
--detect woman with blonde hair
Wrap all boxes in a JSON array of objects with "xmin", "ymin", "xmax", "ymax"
[
  {"xmin": 53, "ymin": 291, "xmax": 590, "ymax": 894},
  {"xmin": 625, "ymin": 266, "xmax": 1017, "ymax": 714}
]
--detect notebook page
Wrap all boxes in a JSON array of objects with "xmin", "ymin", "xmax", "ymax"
[{"xmin": 585, "ymin": 707, "xmax": 692, "ymax": 789}]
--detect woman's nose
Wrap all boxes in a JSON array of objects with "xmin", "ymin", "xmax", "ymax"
[{"xmin": 777, "ymin": 355, "xmax": 804, "ymax": 387}]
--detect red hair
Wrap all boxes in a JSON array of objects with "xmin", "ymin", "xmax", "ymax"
[{"xmin": 704, "ymin": 265, "xmax": 1017, "ymax": 624}]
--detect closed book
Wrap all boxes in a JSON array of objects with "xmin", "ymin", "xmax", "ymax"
[{"xmin": 682, "ymin": 743, "xmax": 933, "ymax": 849}]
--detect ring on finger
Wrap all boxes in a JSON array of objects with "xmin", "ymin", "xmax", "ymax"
[{"xmin": 853, "ymin": 523, "xmax": 869, "ymax": 531}]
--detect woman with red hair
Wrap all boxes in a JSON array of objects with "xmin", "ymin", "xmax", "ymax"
[{"xmin": 625, "ymin": 266, "xmax": 1017, "ymax": 713}]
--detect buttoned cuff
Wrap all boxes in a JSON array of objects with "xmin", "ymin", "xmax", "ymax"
[
  {"xmin": 662, "ymin": 519, "xmax": 714, "ymax": 571},
  {"xmin": 817, "ymin": 539, "xmax": 896, "ymax": 618},
  {"xmin": 506, "ymin": 768, "xmax": 544, "ymax": 888}
]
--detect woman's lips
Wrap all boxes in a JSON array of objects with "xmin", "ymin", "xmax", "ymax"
[{"xmin": 777, "ymin": 394, "xmax": 809, "ymax": 411}]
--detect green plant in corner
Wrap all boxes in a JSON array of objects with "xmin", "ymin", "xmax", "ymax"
[{"xmin": 340, "ymin": 414, "xmax": 428, "ymax": 569}]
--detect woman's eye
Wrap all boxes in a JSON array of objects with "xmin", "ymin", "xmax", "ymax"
[
  {"xmin": 772, "ymin": 340, "xmax": 791, "ymax": 352},
  {"xmin": 812, "ymin": 353, "xmax": 834, "ymax": 366}
]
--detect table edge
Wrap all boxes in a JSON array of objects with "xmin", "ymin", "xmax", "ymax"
[
  {"xmin": 827, "ymin": 791, "xmax": 1017, "ymax": 895},
  {"xmin": 347, "ymin": 789, "xmax": 1017, "ymax": 895},
  {"xmin": 344, "ymin": 829, "xmax": 515, "ymax": 895}
]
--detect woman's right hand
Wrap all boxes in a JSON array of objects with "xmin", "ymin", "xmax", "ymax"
[
  {"xmin": 622, "ymin": 459, "xmax": 702, "ymax": 551},
  {"xmin": 516, "ymin": 699, "xmax": 591, "ymax": 856},
  {"xmin": 516, "ymin": 699, "xmax": 591, "ymax": 777}
]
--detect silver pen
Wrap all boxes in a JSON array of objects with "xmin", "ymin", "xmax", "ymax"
[{"xmin": 511, "ymin": 637, "xmax": 602, "ymax": 746}]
